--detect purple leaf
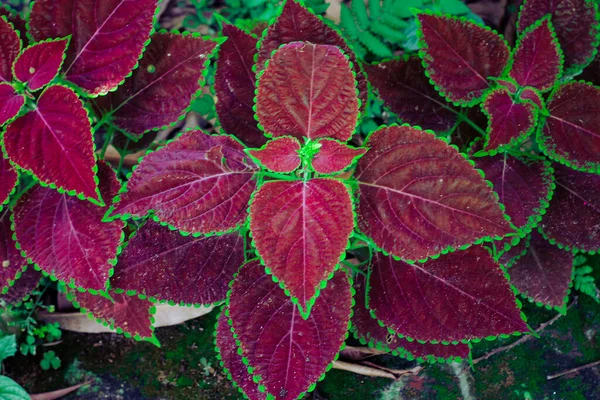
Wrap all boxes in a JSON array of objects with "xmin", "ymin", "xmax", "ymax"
[
  {"xmin": 579, "ymin": 54, "xmax": 600, "ymax": 85},
  {"xmin": 367, "ymin": 246, "xmax": 529, "ymax": 342},
  {"xmin": 0, "ymin": 212, "xmax": 28, "ymax": 294},
  {"xmin": 247, "ymin": 136, "xmax": 301, "ymax": 173},
  {"xmin": 109, "ymin": 130, "xmax": 257, "ymax": 235},
  {"xmin": 416, "ymin": 13, "xmax": 510, "ymax": 105},
  {"xmin": 364, "ymin": 57, "xmax": 457, "ymax": 132},
  {"xmin": 520, "ymin": 87, "xmax": 544, "ymax": 109},
  {"xmin": 0, "ymin": 157, "xmax": 17, "ymax": 209},
  {"xmin": 13, "ymin": 38, "xmax": 69, "ymax": 91},
  {"xmin": 480, "ymin": 89, "xmax": 538, "ymax": 154},
  {"xmin": 311, "ymin": 139, "xmax": 366, "ymax": 174},
  {"xmin": 228, "ymin": 260, "xmax": 352, "ymax": 400},
  {"xmin": 539, "ymin": 165, "xmax": 600, "ymax": 253},
  {"xmin": 0, "ymin": 267, "xmax": 40, "ymax": 305},
  {"xmin": 256, "ymin": 42, "xmax": 358, "ymax": 142},
  {"xmin": 0, "ymin": 83, "xmax": 24, "ymax": 126},
  {"xmin": 356, "ymin": 125, "xmax": 513, "ymax": 262},
  {"xmin": 509, "ymin": 231, "xmax": 573, "ymax": 311},
  {"xmin": 0, "ymin": 6, "xmax": 27, "ymax": 46},
  {"xmin": 510, "ymin": 18, "xmax": 562, "ymax": 92},
  {"xmin": 3, "ymin": 85, "xmax": 100, "ymax": 201},
  {"xmin": 257, "ymin": 0, "xmax": 367, "ymax": 112},
  {"xmin": 249, "ymin": 178, "xmax": 353, "ymax": 316},
  {"xmin": 518, "ymin": 0, "xmax": 599, "ymax": 74},
  {"xmin": 12, "ymin": 161, "xmax": 124, "ymax": 291},
  {"xmin": 112, "ymin": 221, "xmax": 244, "ymax": 306},
  {"xmin": 0, "ymin": 16, "xmax": 20, "ymax": 82},
  {"xmin": 497, "ymin": 79, "xmax": 518, "ymax": 94},
  {"xmin": 29, "ymin": 0, "xmax": 157, "ymax": 96},
  {"xmin": 539, "ymin": 82, "xmax": 600, "ymax": 173},
  {"xmin": 498, "ymin": 234, "xmax": 530, "ymax": 267},
  {"xmin": 215, "ymin": 23, "xmax": 266, "ymax": 148}
]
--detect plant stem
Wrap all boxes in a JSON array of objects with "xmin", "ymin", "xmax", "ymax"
[{"xmin": 99, "ymin": 127, "xmax": 115, "ymax": 159}]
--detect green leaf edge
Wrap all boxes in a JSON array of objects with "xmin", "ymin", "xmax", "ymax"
[
  {"xmin": 12, "ymin": 36, "xmax": 71, "ymax": 92},
  {"xmin": 245, "ymin": 136, "xmax": 302, "ymax": 173},
  {"xmin": 311, "ymin": 138, "xmax": 367, "ymax": 176}
]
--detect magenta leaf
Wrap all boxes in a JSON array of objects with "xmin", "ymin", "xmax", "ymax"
[
  {"xmin": 0, "ymin": 156, "xmax": 17, "ymax": 210},
  {"xmin": 13, "ymin": 38, "xmax": 69, "ymax": 91},
  {"xmin": 247, "ymin": 136, "xmax": 301, "ymax": 173},
  {"xmin": 0, "ymin": 6, "xmax": 27, "ymax": 45},
  {"xmin": 480, "ymin": 89, "xmax": 537, "ymax": 154},
  {"xmin": 0, "ymin": 16, "xmax": 20, "ymax": 82},
  {"xmin": 311, "ymin": 139, "xmax": 366, "ymax": 174},
  {"xmin": 517, "ymin": 0, "xmax": 599, "ymax": 74},
  {"xmin": 0, "ymin": 211, "xmax": 28, "ymax": 294},
  {"xmin": 368, "ymin": 246, "xmax": 528, "ymax": 342},
  {"xmin": 364, "ymin": 57, "xmax": 457, "ymax": 132},
  {"xmin": 0, "ymin": 83, "xmax": 24, "ymax": 126},
  {"xmin": 249, "ymin": 178, "xmax": 354, "ymax": 316},
  {"xmin": 0, "ymin": 267, "xmax": 40, "ymax": 305},
  {"xmin": 497, "ymin": 79, "xmax": 518, "ymax": 94},
  {"xmin": 416, "ymin": 13, "xmax": 510, "ymax": 106},
  {"xmin": 95, "ymin": 32, "xmax": 219, "ymax": 138},
  {"xmin": 112, "ymin": 221, "xmax": 244, "ymax": 306},
  {"xmin": 510, "ymin": 18, "xmax": 562, "ymax": 92},
  {"xmin": 257, "ymin": 0, "xmax": 367, "ymax": 112},
  {"xmin": 109, "ymin": 130, "xmax": 257, "ymax": 235},
  {"xmin": 520, "ymin": 87, "xmax": 544, "ymax": 109},
  {"xmin": 356, "ymin": 125, "xmax": 513, "ymax": 262},
  {"xmin": 29, "ymin": 0, "xmax": 157, "ymax": 96},
  {"xmin": 3, "ymin": 85, "xmax": 100, "ymax": 202},
  {"xmin": 66, "ymin": 289, "xmax": 157, "ymax": 343},
  {"xmin": 256, "ymin": 42, "xmax": 358, "ymax": 142},
  {"xmin": 538, "ymin": 82, "xmax": 600, "ymax": 173},
  {"xmin": 539, "ymin": 165, "xmax": 600, "ymax": 253},
  {"xmin": 352, "ymin": 270, "xmax": 470, "ymax": 362},
  {"xmin": 228, "ymin": 260, "xmax": 352, "ymax": 400},
  {"xmin": 215, "ymin": 23, "xmax": 266, "ymax": 148},
  {"xmin": 12, "ymin": 161, "xmax": 124, "ymax": 291},
  {"xmin": 508, "ymin": 231, "xmax": 573, "ymax": 312},
  {"xmin": 215, "ymin": 310, "xmax": 265, "ymax": 400}
]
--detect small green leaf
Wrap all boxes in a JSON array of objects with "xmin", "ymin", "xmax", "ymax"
[
  {"xmin": 352, "ymin": 0, "xmax": 370, "ymax": 29},
  {"xmin": 0, "ymin": 335, "xmax": 17, "ymax": 363}
]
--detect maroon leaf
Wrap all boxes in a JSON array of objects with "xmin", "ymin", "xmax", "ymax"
[
  {"xmin": 311, "ymin": 139, "xmax": 366, "ymax": 174},
  {"xmin": 356, "ymin": 125, "xmax": 513, "ymax": 262},
  {"xmin": 509, "ymin": 231, "xmax": 573, "ymax": 311},
  {"xmin": 368, "ymin": 246, "xmax": 528, "ymax": 342},
  {"xmin": 13, "ymin": 38, "xmax": 69, "ymax": 91},
  {"xmin": 579, "ymin": 54, "xmax": 600, "ymax": 85},
  {"xmin": 498, "ymin": 234, "xmax": 530, "ymax": 267},
  {"xmin": 416, "ymin": 13, "xmax": 510, "ymax": 105},
  {"xmin": 0, "ymin": 157, "xmax": 17, "ymax": 209},
  {"xmin": 539, "ymin": 165, "xmax": 600, "ymax": 253},
  {"xmin": 0, "ymin": 267, "xmax": 40, "ymax": 305},
  {"xmin": 13, "ymin": 161, "xmax": 124, "ymax": 291},
  {"xmin": 352, "ymin": 270, "xmax": 470, "ymax": 361},
  {"xmin": 216, "ymin": 310, "xmax": 265, "ymax": 400},
  {"xmin": 247, "ymin": 136, "xmax": 301, "ymax": 173},
  {"xmin": 518, "ymin": 0, "xmax": 599, "ymax": 74},
  {"xmin": 480, "ymin": 89, "xmax": 537, "ymax": 153},
  {"xmin": 257, "ymin": 0, "xmax": 367, "ymax": 112},
  {"xmin": 364, "ymin": 57, "xmax": 457, "ymax": 132},
  {"xmin": 228, "ymin": 260, "xmax": 352, "ymax": 400},
  {"xmin": 256, "ymin": 42, "xmax": 358, "ymax": 142},
  {"xmin": 497, "ymin": 79, "xmax": 518, "ymax": 94},
  {"xmin": 112, "ymin": 221, "xmax": 244, "ymax": 306},
  {"xmin": 520, "ymin": 87, "xmax": 544, "ymax": 109},
  {"xmin": 0, "ymin": 6, "xmax": 27, "ymax": 45},
  {"xmin": 109, "ymin": 130, "xmax": 257, "ymax": 235},
  {"xmin": 0, "ymin": 211, "xmax": 28, "ymax": 294},
  {"xmin": 539, "ymin": 82, "xmax": 600, "ymax": 173},
  {"xmin": 249, "ymin": 178, "xmax": 354, "ymax": 316},
  {"xmin": 510, "ymin": 18, "xmax": 562, "ymax": 92},
  {"xmin": 3, "ymin": 85, "xmax": 100, "ymax": 201},
  {"xmin": 0, "ymin": 16, "xmax": 20, "ymax": 82},
  {"xmin": 29, "ymin": 0, "xmax": 157, "ymax": 95},
  {"xmin": 215, "ymin": 23, "xmax": 266, "ymax": 148},
  {"xmin": 0, "ymin": 83, "xmax": 24, "ymax": 126}
]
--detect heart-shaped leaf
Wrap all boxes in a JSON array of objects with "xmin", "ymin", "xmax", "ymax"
[
  {"xmin": 249, "ymin": 178, "xmax": 354, "ymax": 316},
  {"xmin": 0, "ymin": 267, "xmax": 40, "ymax": 305},
  {"xmin": 95, "ymin": 33, "xmax": 220, "ymax": 138},
  {"xmin": 0, "ymin": 156, "xmax": 17, "ymax": 210},
  {"xmin": 0, "ymin": 83, "xmax": 24, "ymax": 126},
  {"xmin": 352, "ymin": 270, "xmax": 470, "ymax": 362},
  {"xmin": 364, "ymin": 56, "xmax": 457, "ymax": 132},
  {"xmin": 367, "ymin": 246, "xmax": 528, "ymax": 342},
  {"xmin": 247, "ymin": 136, "xmax": 301, "ymax": 173},
  {"xmin": 112, "ymin": 221, "xmax": 244, "ymax": 306},
  {"xmin": 356, "ymin": 125, "xmax": 513, "ymax": 262},
  {"xmin": 13, "ymin": 38, "xmax": 69, "ymax": 91},
  {"xmin": 508, "ymin": 231, "xmax": 573, "ymax": 312},
  {"xmin": 0, "ymin": 16, "xmax": 20, "ymax": 82},
  {"xmin": 228, "ymin": 260, "xmax": 352, "ymax": 400},
  {"xmin": 510, "ymin": 18, "xmax": 562, "ymax": 92},
  {"xmin": 520, "ymin": 87, "xmax": 543, "ymax": 109},
  {"xmin": 29, "ymin": 0, "xmax": 157, "ymax": 95},
  {"xmin": 257, "ymin": 0, "xmax": 367, "ymax": 112},
  {"xmin": 539, "ymin": 165, "xmax": 600, "ymax": 253},
  {"xmin": 109, "ymin": 130, "xmax": 257, "ymax": 235},
  {"xmin": 215, "ymin": 23, "xmax": 266, "ymax": 148},
  {"xmin": 518, "ymin": 0, "xmax": 599, "ymax": 74},
  {"xmin": 538, "ymin": 82, "xmax": 600, "ymax": 173},
  {"xmin": 215, "ymin": 310, "xmax": 265, "ymax": 400},
  {"xmin": 13, "ymin": 161, "xmax": 124, "ymax": 291},
  {"xmin": 3, "ymin": 85, "xmax": 100, "ymax": 202},
  {"xmin": 416, "ymin": 13, "xmax": 510, "ymax": 106},
  {"xmin": 256, "ymin": 42, "xmax": 358, "ymax": 142},
  {"xmin": 311, "ymin": 139, "xmax": 366, "ymax": 174},
  {"xmin": 0, "ymin": 211, "xmax": 28, "ymax": 294}
]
